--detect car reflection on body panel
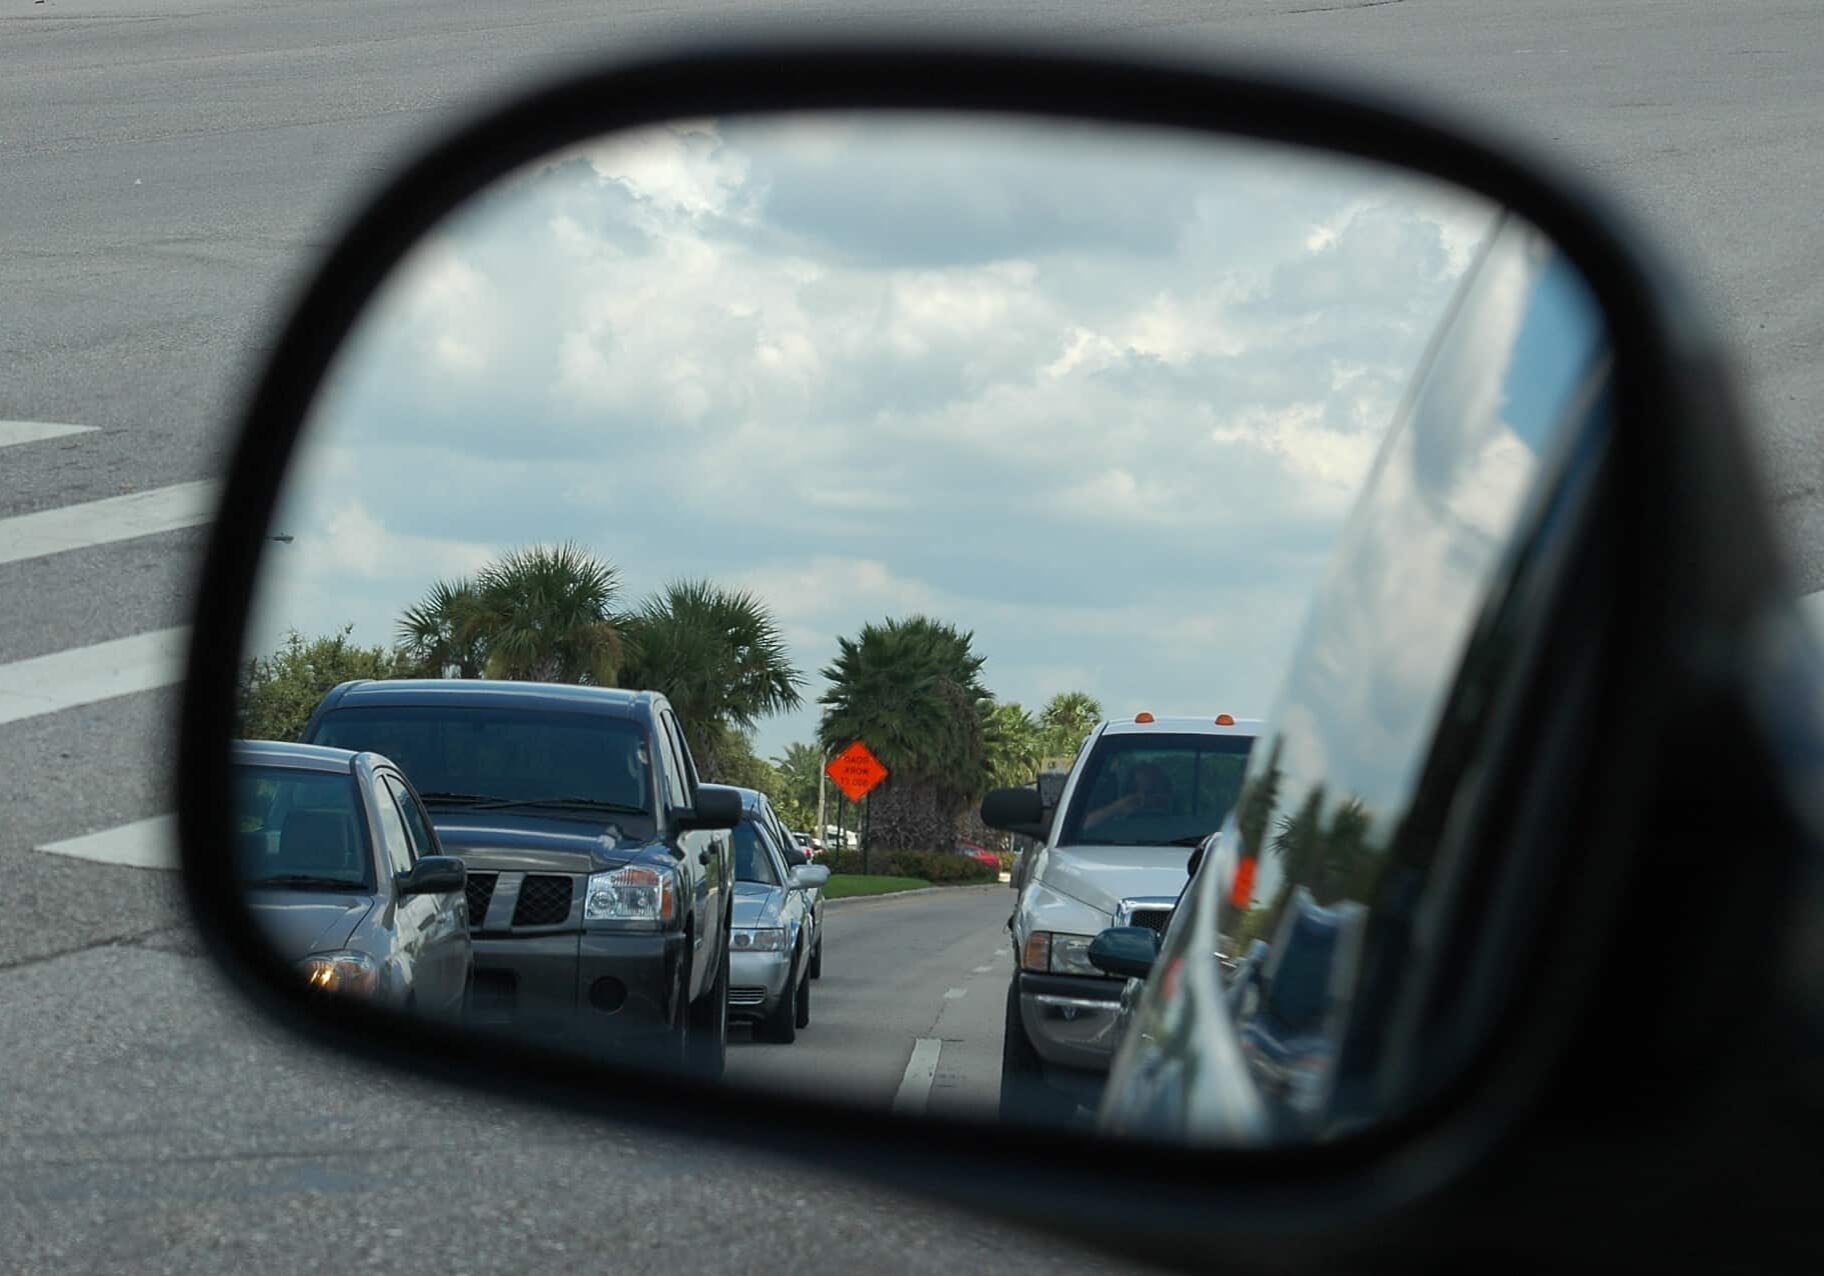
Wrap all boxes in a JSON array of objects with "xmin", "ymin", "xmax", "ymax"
[{"xmin": 233, "ymin": 740, "xmax": 472, "ymax": 1022}]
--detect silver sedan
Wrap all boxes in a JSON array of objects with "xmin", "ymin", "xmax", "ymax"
[{"xmin": 727, "ymin": 813, "xmax": 829, "ymax": 1044}]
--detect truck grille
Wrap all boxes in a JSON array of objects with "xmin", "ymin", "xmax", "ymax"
[
  {"xmin": 512, "ymin": 874, "xmax": 575, "ymax": 926},
  {"xmin": 465, "ymin": 872, "xmax": 498, "ymax": 927},
  {"xmin": 1127, "ymin": 907, "xmax": 1173, "ymax": 936}
]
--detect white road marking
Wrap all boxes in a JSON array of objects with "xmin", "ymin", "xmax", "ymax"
[
  {"xmin": 0, "ymin": 420, "xmax": 94, "ymax": 449},
  {"xmin": 973, "ymin": 965, "xmax": 994, "ymax": 974},
  {"xmin": 891, "ymin": 1037, "xmax": 942, "ymax": 1116},
  {"xmin": 0, "ymin": 628, "xmax": 188, "ymax": 726},
  {"xmin": 37, "ymin": 814, "xmax": 178, "ymax": 871},
  {"xmin": 0, "ymin": 479, "xmax": 216, "ymax": 567},
  {"xmin": 944, "ymin": 987, "xmax": 968, "ymax": 999}
]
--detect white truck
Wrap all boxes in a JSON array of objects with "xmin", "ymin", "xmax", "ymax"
[{"xmin": 983, "ymin": 712, "xmax": 1261, "ymax": 1123}]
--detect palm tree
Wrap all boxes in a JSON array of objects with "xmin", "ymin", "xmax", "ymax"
[
  {"xmin": 1037, "ymin": 690, "xmax": 1103, "ymax": 765},
  {"xmin": 618, "ymin": 579, "xmax": 803, "ymax": 777},
  {"xmin": 395, "ymin": 579, "xmax": 488, "ymax": 678},
  {"xmin": 984, "ymin": 701, "xmax": 1043, "ymax": 788},
  {"xmin": 818, "ymin": 615, "xmax": 993, "ymax": 852},
  {"xmin": 472, "ymin": 542, "xmax": 627, "ymax": 684},
  {"xmin": 771, "ymin": 741, "xmax": 828, "ymax": 828}
]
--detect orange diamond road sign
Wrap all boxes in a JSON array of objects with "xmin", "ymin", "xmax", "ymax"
[{"xmin": 826, "ymin": 741, "xmax": 889, "ymax": 802}]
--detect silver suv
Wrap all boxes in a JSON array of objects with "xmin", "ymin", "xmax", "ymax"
[{"xmin": 983, "ymin": 713, "xmax": 1260, "ymax": 1123}]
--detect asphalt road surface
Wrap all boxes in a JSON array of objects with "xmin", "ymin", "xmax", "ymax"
[
  {"xmin": 726, "ymin": 885, "xmax": 1012, "ymax": 1121},
  {"xmin": 4, "ymin": 3, "xmax": 1822, "ymax": 1273}
]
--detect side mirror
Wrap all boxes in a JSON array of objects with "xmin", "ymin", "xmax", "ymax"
[
  {"xmin": 792, "ymin": 864, "xmax": 831, "ymax": 890},
  {"xmin": 677, "ymin": 784, "xmax": 743, "ymax": 832},
  {"xmin": 981, "ymin": 786, "xmax": 1048, "ymax": 840},
  {"xmin": 398, "ymin": 855, "xmax": 465, "ymax": 896},
  {"xmin": 1087, "ymin": 926, "xmax": 1162, "ymax": 981}
]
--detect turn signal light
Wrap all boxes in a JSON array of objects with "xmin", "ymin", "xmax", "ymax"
[
  {"xmin": 1216, "ymin": 713, "xmax": 1235, "ymax": 725},
  {"xmin": 1135, "ymin": 712, "xmax": 1155, "ymax": 724}
]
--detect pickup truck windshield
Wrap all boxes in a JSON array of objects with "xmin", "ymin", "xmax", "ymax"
[
  {"xmin": 309, "ymin": 707, "xmax": 652, "ymax": 815},
  {"xmin": 1058, "ymin": 732, "xmax": 1254, "ymax": 849}
]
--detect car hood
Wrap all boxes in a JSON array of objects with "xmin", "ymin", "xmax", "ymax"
[
  {"xmin": 430, "ymin": 810, "xmax": 644, "ymax": 874},
  {"xmin": 245, "ymin": 892, "xmax": 376, "ymax": 958},
  {"xmin": 732, "ymin": 881, "xmax": 784, "ymax": 927},
  {"xmin": 1041, "ymin": 843, "xmax": 1191, "ymax": 915}
]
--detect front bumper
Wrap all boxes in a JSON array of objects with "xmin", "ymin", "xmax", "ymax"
[
  {"xmin": 466, "ymin": 929, "xmax": 687, "ymax": 1057},
  {"xmin": 729, "ymin": 947, "xmax": 792, "ymax": 1020},
  {"xmin": 1017, "ymin": 970, "xmax": 1126, "ymax": 1073}
]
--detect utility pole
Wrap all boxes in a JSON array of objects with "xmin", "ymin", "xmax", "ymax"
[{"xmin": 816, "ymin": 743, "xmax": 829, "ymax": 852}]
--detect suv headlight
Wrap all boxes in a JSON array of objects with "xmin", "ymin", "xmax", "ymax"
[
  {"xmin": 1021, "ymin": 930, "xmax": 1102, "ymax": 977},
  {"xmin": 584, "ymin": 864, "xmax": 676, "ymax": 926},
  {"xmin": 296, "ymin": 950, "xmax": 380, "ymax": 998},
  {"xmin": 731, "ymin": 927, "xmax": 787, "ymax": 952}
]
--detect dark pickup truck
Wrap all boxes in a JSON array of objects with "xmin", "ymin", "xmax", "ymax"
[{"xmin": 301, "ymin": 679, "xmax": 739, "ymax": 1078}]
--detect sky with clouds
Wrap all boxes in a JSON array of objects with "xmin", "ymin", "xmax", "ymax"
[{"xmin": 250, "ymin": 111, "xmax": 1500, "ymax": 761}]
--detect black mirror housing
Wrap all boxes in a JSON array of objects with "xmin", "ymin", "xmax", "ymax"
[
  {"xmin": 1088, "ymin": 926, "xmax": 1161, "ymax": 981},
  {"xmin": 982, "ymin": 786, "xmax": 1048, "ymax": 840},
  {"xmin": 679, "ymin": 784, "xmax": 743, "ymax": 832},
  {"xmin": 399, "ymin": 855, "xmax": 465, "ymax": 896}
]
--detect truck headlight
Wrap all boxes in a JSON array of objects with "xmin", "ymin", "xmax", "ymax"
[
  {"xmin": 584, "ymin": 865, "xmax": 676, "ymax": 926},
  {"xmin": 1020, "ymin": 930, "xmax": 1102, "ymax": 976}
]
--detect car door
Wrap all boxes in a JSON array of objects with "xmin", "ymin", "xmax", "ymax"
[
  {"xmin": 764, "ymin": 799, "xmax": 818, "ymax": 944},
  {"xmin": 384, "ymin": 771, "xmax": 468, "ymax": 1017},
  {"xmin": 369, "ymin": 772, "xmax": 432, "ymax": 1009},
  {"xmin": 656, "ymin": 709, "xmax": 722, "ymax": 996},
  {"xmin": 753, "ymin": 820, "xmax": 806, "ymax": 975}
]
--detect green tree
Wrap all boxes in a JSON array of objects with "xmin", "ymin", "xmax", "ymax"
[
  {"xmin": 469, "ymin": 542, "xmax": 627, "ymax": 684},
  {"xmin": 770, "ymin": 741, "xmax": 827, "ymax": 830},
  {"xmin": 238, "ymin": 626, "xmax": 399, "ymax": 742},
  {"xmin": 395, "ymin": 578, "xmax": 488, "ymax": 677},
  {"xmin": 818, "ymin": 615, "xmax": 993, "ymax": 852},
  {"xmin": 618, "ymin": 579, "xmax": 803, "ymax": 778},
  {"xmin": 1037, "ymin": 690, "xmax": 1103, "ymax": 765},
  {"xmin": 707, "ymin": 729, "xmax": 783, "ymax": 795},
  {"xmin": 984, "ymin": 700, "xmax": 1043, "ymax": 787}
]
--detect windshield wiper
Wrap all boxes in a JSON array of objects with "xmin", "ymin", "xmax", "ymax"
[
  {"xmin": 480, "ymin": 797, "xmax": 649, "ymax": 815},
  {"xmin": 242, "ymin": 874, "xmax": 365, "ymax": 890},
  {"xmin": 415, "ymin": 791, "xmax": 500, "ymax": 807},
  {"xmin": 1099, "ymin": 836, "xmax": 1210, "ymax": 848}
]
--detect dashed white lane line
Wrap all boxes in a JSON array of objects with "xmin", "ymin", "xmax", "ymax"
[
  {"xmin": 973, "ymin": 964, "xmax": 994, "ymax": 974},
  {"xmin": 37, "ymin": 814, "xmax": 177, "ymax": 871},
  {"xmin": 0, "ymin": 627, "xmax": 188, "ymax": 726},
  {"xmin": 0, "ymin": 479, "xmax": 216, "ymax": 567},
  {"xmin": 944, "ymin": 987, "xmax": 968, "ymax": 999},
  {"xmin": 891, "ymin": 1038, "xmax": 942, "ymax": 1116},
  {"xmin": 0, "ymin": 420, "xmax": 95, "ymax": 449}
]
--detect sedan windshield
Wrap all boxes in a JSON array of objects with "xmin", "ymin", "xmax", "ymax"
[
  {"xmin": 233, "ymin": 764, "xmax": 373, "ymax": 890},
  {"xmin": 1057, "ymin": 732, "xmax": 1255, "ymax": 849},
  {"xmin": 310, "ymin": 707, "xmax": 653, "ymax": 816},
  {"xmin": 733, "ymin": 821, "xmax": 781, "ymax": 887}
]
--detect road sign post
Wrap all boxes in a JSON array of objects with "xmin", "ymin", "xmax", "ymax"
[{"xmin": 824, "ymin": 742, "xmax": 889, "ymax": 872}]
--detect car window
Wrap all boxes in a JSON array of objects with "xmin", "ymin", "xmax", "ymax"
[
  {"xmin": 383, "ymin": 774, "xmax": 436, "ymax": 860},
  {"xmin": 654, "ymin": 714, "xmax": 688, "ymax": 810},
  {"xmin": 733, "ymin": 820, "xmax": 781, "ymax": 886},
  {"xmin": 231, "ymin": 763, "xmax": 375, "ymax": 890},
  {"xmin": 372, "ymin": 780, "xmax": 417, "ymax": 877},
  {"xmin": 308, "ymin": 706, "xmax": 653, "ymax": 816},
  {"xmin": 1059, "ymin": 733, "xmax": 1255, "ymax": 848},
  {"xmin": 661, "ymin": 711, "xmax": 700, "ymax": 798}
]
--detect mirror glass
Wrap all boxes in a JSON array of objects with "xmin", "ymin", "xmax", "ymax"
[{"xmin": 231, "ymin": 110, "xmax": 1608, "ymax": 1146}]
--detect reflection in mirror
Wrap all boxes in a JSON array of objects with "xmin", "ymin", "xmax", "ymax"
[{"xmin": 232, "ymin": 109, "xmax": 1604, "ymax": 1147}]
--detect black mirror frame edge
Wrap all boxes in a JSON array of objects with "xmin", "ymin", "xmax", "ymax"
[{"xmin": 177, "ymin": 36, "xmax": 1813, "ymax": 1273}]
